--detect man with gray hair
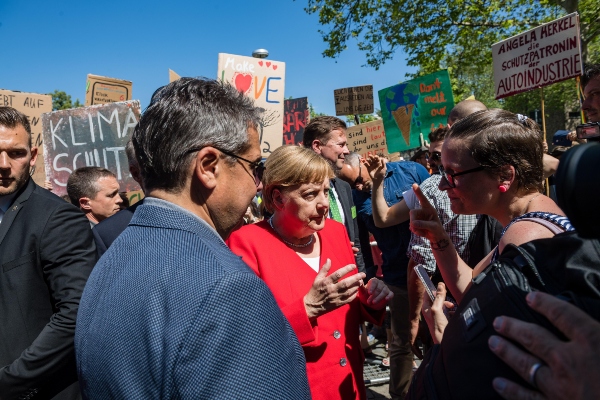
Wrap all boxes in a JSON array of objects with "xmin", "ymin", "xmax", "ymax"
[
  {"xmin": 66, "ymin": 166, "xmax": 122, "ymax": 227},
  {"xmin": 75, "ymin": 78, "xmax": 310, "ymax": 399}
]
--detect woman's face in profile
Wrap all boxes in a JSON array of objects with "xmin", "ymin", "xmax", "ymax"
[
  {"xmin": 275, "ymin": 177, "xmax": 330, "ymax": 235},
  {"xmin": 439, "ymin": 138, "xmax": 498, "ymax": 215}
]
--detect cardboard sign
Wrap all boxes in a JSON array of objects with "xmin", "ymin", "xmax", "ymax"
[
  {"xmin": 283, "ymin": 97, "xmax": 309, "ymax": 145},
  {"xmin": 492, "ymin": 13, "xmax": 582, "ymax": 99},
  {"xmin": 218, "ymin": 53, "xmax": 286, "ymax": 157},
  {"xmin": 379, "ymin": 70, "xmax": 454, "ymax": 152},
  {"xmin": 42, "ymin": 100, "xmax": 141, "ymax": 197},
  {"xmin": 334, "ymin": 85, "xmax": 374, "ymax": 116},
  {"xmin": 0, "ymin": 89, "xmax": 53, "ymax": 186},
  {"xmin": 85, "ymin": 74, "xmax": 132, "ymax": 106},
  {"xmin": 347, "ymin": 120, "xmax": 388, "ymax": 159},
  {"xmin": 169, "ymin": 69, "xmax": 181, "ymax": 83}
]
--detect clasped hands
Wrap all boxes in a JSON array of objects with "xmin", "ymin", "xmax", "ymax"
[{"xmin": 304, "ymin": 259, "xmax": 393, "ymax": 319}]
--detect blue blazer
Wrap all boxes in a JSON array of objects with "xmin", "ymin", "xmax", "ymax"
[{"xmin": 75, "ymin": 199, "xmax": 310, "ymax": 399}]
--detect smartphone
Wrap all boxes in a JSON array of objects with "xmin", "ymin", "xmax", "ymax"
[
  {"xmin": 576, "ymin": 122, "xmax": 600, "ymax": 140},
  {"xmin": 414, "ymin": 265, "xmax": 437, "ymax": 302}
]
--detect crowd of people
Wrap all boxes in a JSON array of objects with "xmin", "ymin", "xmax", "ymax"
[{"xmin": 0, "ymin": 64, "xmax": 598, "ymax": 400}]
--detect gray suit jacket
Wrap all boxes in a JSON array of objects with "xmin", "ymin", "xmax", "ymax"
[
  {"xmin": 76, "ymin": 198, "xmax": 311, "ymax": 399},
  {"xmin": 331, "ymin": 178, "xmax": 366, "ymax": 273},
  {"xmin": 0, "ymin": 179, "xmax": 97, "ymax": 400}
]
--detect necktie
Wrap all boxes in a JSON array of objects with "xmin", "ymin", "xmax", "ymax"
[{"xmin": 328, "ymin": 187, "xmax": 343, "ymax": 223}]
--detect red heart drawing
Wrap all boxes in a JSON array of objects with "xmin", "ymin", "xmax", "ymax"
[
  {"xmin": 258, "ymin": 61, "xmax": 263, "ymax": 66},
  {"xmin": 266, "ymin": 62, "xmax": 271, "ymax": 67},
  {"xmin": 233, "ymin": 73, "xmax": 252, "ymax": 94},
  {"xmin": 273, "ymin": 65, "xmax": 278, "ymax": 70}
]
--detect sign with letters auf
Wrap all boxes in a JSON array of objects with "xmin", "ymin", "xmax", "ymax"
[
  {"xmin": 347, "ymin": 120, "xmax": 388, "ymax": 159},
  {"xmin": 492, "ymin": 13, "xmax": 582, "ymax": 99},
  {"xmin": 283, "ymin": 97, "xmax": 309, "ymax": 146},
  {"xmin": 42, "ymin": 100, "xmax": 141, "ymax": 197},
  {"xmin": 378, "ymin": 70, "xmax": 454, "ymax": 152},
  {"xmin": 85, "ymin": 74, "xmax": 132, "ymax": 106},
  {"xmin": 0, "ymin": 89, "xmax": 53, "ymax": 186},
  {"xmin": 334, "ymin": 85, "xmax": 374, "ymax": 116},
  {"xmin": 218, "ymin": 53, "xmax": 286, "ymax": 157},
  {"xmin": 169, "ymin": 69, "xmax": 181, "ymax": 83}
]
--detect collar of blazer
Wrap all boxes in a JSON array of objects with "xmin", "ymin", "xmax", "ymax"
[{"xmin": 0, "ymin": 178, "xmax": 35, "ymax": 246}]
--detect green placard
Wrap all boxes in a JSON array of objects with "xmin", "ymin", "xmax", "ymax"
[{"xmin": 378, "ymin": 70, "xmax": 455, "ymax": 152}]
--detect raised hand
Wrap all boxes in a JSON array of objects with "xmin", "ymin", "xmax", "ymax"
[
  {"xmin": 409, "ymin": 183, "xmax": 449, "ymax": 249},
  {"xmin": 363, "ymin": 155, "xmax": 387, "ymax": 182},
  {"xmin": 359, "ymin": 278, "xmax": 393, "ymax": 309},
  {"xmin": 304, "ymin": 259, "xmax": 366, "ymax": 319}
]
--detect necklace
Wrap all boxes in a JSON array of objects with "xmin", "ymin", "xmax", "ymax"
[
  {"xmin": 525, "ymin": 193, "xmax": 542, "ymax": 212},
  {"xmin": 268, "ymin": 217, "xmax": 314, "ymax": 248}
]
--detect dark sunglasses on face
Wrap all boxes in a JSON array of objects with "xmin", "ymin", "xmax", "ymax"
[
  {"xmin": 438, "ymin": 165, "xmax": 485, "ymax": 188},
  {"xmin": 185, "ymin": 146, "xmax": 265, "ymax": 187},
  {"xmin": 429, "ymin": 151, "xmax": 442, "ymax": 162}
]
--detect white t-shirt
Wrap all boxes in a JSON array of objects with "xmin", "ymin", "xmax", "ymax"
[{"xmin": 302, "ymin": 256, "xmax": 320, "ymax": 273}]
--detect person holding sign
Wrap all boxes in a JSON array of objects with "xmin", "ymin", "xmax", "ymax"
[
  {"xmin": 228, "ymin": 145, "xmax": 392, "ymax": 400},
  {"xmin": 409, "ymin": 109, "xmax": 572, "ymax": 306}
]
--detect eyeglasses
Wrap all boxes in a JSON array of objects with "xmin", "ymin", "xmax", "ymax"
[
  {"xmin": 353, "ymin": 162, "xmax": 364, "ymax": 187},
  {"xmin": 438, "ymin": 165, "xmax": 485, "ymax": 188},
  {"xmin": 429, "ymin": 151, "xmax": 441, "ymax": 162},
  {"xmin": 185, "ymin": 146, "xmax": 265, "ymax": 187}
]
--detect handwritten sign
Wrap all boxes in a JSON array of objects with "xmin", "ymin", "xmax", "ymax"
[
  {"xmin": 347, "ymin": 120, "xmax": 388, "ymax": 159},
  {"xmin": 85, "ymin": 74, "xmax": 132, "ymax": 106},
  {"xmin": 334, "ymin": 85, "xmax": 374, "ymax": 116},
  {"xmin": 218, "ymin": 53, "xmax": 286, "ymax": 157},
  {"xmin": 492, "ymin": 13, "xmax": 581, "ymax": 99},
  {"xmin": 379, "ymin": 70, "xmax": 454, "ymax": 152},
  {"xmin": 0, "ymin": 89, "xmax": 53, "ymax": 186},
  {"xmin": 42, "ymin": 100, "xmax": 141, "ymax": 197},
  {"xmin": 283, "ymin": 97, "xmax": 309, "ymax": 145},
  {"xmin": 169, "ymin": 69, "xmax": 181, "ymax": 83}
]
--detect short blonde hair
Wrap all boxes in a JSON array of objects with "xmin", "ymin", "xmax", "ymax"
[{"xmin": 262, "ymin": 145, "xmax": 334, "ymax": 213}]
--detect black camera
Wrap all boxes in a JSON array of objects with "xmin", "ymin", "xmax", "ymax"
[{"xmin": 576, "ymin": 122, "xmax": 600, "ymax": 141}]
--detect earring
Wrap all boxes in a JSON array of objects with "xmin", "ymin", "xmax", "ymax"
[{"xmin": 498, "ymin": 185, "xmax": 507, "ymax": 193}]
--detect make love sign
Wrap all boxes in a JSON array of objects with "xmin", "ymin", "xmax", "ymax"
[{"xmin": 218, "ymin": 53, "xmax": 286, "ymax": 157}]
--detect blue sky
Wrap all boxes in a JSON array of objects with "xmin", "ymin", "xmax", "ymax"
[{"xmin": 0, "ymin": 0, "xmax": 415, "ymax": 116}]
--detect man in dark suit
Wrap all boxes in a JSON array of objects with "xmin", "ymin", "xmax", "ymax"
[
  {"xmin": 303, "ymin": 116, "xmax": 366, "ymax": 273},
  {"xmin": 92, "ymin": 139, "xmax": 144, "ymax": 256},
  {"xmin": 0, "ymin": 107, "xmax": 97, "ymax": 399},
  {"xmin": 75, "ymin": 78, "xmax": 311, "ymax": 399}
]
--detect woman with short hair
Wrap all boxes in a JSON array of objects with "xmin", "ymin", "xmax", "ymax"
[
  {"xmin": 227, "ymin": 145, "xmax": 392, "ymax": 400},
  {"xmin": 411, "ymin": 109, "xmax": 573, "ymax": 307}
]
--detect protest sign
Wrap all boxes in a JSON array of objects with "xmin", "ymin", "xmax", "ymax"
[
  {"xmin": 347, "ymin": 120, "xmax": 388, "ymax": 159},
  {"xmin": 492, "ymin": 13, "xmax": 581, "ymax": 99},
  {"xmin": 217, "ymin": 53, "xmax": 286, "ymax": 157},
  {"xmin": 85, "ymin": 74, "xmax": 132, "ymax": 106},
  {"xmin": 283, "ymin": 97, "xmax": 309, "ymax": 145},
  {"xmin": 334, "ymin": 85, "xmax": 374, "ymax": 116},
  {"xmin": 169, "ymin": 69, "xmax": 181, "ymax": 82},
  {"xmin": 42, "ymin": 100, "xmax": 141, "ymax": 197},
  {"xmin": 0, "ymin": 89, "xmax": 52, "ymax": 185},
  {"xmin": 378, "ymin": 70, "xmax": 454, "ymax": 152}
]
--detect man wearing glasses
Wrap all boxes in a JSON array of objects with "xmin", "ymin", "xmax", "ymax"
[{"xmin": 75, "ymin": 78, "xmax": 310, "ymax": 399}]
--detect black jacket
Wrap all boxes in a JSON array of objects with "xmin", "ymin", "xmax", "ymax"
[{"xmin": 0, "ymin": 179, "xmax": 97, "ymax": 399}]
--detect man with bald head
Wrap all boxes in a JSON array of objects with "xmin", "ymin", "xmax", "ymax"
[{"xmin": 447, "ymin": 99, "xmax": 487, "ymax": 126}]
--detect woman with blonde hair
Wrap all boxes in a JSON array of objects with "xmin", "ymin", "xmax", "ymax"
[{"xmin": 228, "ymin": 145, "xmax": 392, "ymax": 400}]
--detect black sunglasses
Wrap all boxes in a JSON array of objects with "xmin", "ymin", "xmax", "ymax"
[
  {"xmin": 429, "ymin": 151, "xmax": 441, "ymax": 161},
  {"xmin": 438, "ymin": 165, "xmax": 485, "ymax": 188},
  {"xmin": 185, "ymin": 146, "xmax": 265, "ymax": 187}
]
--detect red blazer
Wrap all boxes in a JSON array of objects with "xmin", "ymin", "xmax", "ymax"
[{"xmin": 227, "ymin": 219, "xmax": 384, "ymax": 400}]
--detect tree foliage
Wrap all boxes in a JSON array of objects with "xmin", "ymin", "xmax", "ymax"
[
  {"xmin": 305, "ymin": 0, "xmax": 597, "ymax": 74},
  {"xmin": 50, "ymin": 90, "xmax": 82, "ymax": 111}
]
